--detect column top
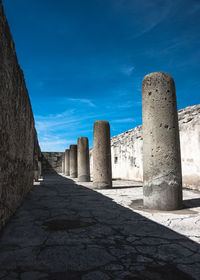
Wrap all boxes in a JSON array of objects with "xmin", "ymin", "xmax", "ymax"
[
  {"xmin": 143, "ymin": 72, "xmax": 173, "ymax": 82},
  {"xmin": 70, "ymin": 144, "xmax": 77, "ymax": 150}
]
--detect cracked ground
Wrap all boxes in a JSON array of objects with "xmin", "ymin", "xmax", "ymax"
[{"xmin": 0, "ymin": 174, "xmax": 200, "ymax": 280}]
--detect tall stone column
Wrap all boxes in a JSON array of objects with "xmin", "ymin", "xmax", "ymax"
[
  {"xmin": 62, "ymin": 153, "xmax": 65, "ymax": 174},
  {"xmin": 65, "ymin": 149, "xmax": 70, "ymax": 176},
  {"xmin": 93, "ymin": 121, "xmax": 112, "ymax": 188},
  {"xmin": 78, "ymin": 137, "xmax": 90, "ymax": 182},
  {"xmin": 33, "ymin": 158, "xmax": 39, "ymax": 182},
  {"xmin": 142, "ymin": 72, "xmax": 182, "ymax": 210},
  {"xmin": 38, "ymin": 161, "xmax": 42, "ymax": 179},
  {"xmin": 70, "ymin": 144, "xmax": 77, "ymax": 178}
]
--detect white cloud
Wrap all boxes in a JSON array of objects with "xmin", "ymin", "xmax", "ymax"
[
  {"xmin": 121, "ymin": 66, "xmax": 135, "ymax": 76},
  {"xmin": 39, "ymin": 135, "xmax": 74, "ymax": 152},
  {"xmin": 35, "ymin": 109, "xmax": 102, "ymax": 151},
  {"xmin": 111, "ymin": 118, "xmax": 135, "ymax": 123},
  {"xmin": 118, "ymin": 100, "xmax": 142, "ymax": 109},
  {"xmin": 67, "ymin": 98, "xmax": 96, "ymax": 107}
]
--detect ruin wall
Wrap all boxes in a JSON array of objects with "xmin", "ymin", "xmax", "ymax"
[
  {"xmin": 0, "ymin": 1, "xmax": 40, "ymax": 229},
  {"xmin": 42, "ymin": 152, "xmax": 63, "ymax": 174}
]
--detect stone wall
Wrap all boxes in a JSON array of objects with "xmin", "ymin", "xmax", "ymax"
[
  {"xmin": 0, "ymin": 1, "xmax": 40, "ymax": 229},
  {"xmin": 41, "ymin": 152, "xmax": 63, "ymax": 174},
  {"xmin": 90, "ymin": 105, "xmax": 200, "ymax": 190},
  {"xmin": 179, "ymin": 105, "xmax": 200, "ymax": 190}
]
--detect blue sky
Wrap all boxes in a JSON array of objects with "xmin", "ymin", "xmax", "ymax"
[{"xmin": 3, "ymin": 0, "xmax": 200, "ymax": 151}]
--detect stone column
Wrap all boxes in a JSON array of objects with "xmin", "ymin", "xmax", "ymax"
[
  {"xmin": 78, "ymin": 137, "xmax": 90, "ymax": 182},
  {"xmin": 142, "ymin": 72, "xmax": 182, "ymax": 210},
  {"xmin": 34, "ymin": 158, "xmax": 39, "ymax": 182},
  {"xmin": 70, "ymin": 144, "xmax": 77, "ymax": 178},
  {"xmin": 62, "ymin": 153, "xmax": 65, "ymax": 174},
  {"xmin": 65, "ymin": 149, "xmax": 70, "ymax": 176},
  {"xmin": 38, "ymin": 161, "xmax": 42, "ymax": 179},
  {"xmin": 93, "ymin": 121, "xmax": 112, "ymax": 188}
]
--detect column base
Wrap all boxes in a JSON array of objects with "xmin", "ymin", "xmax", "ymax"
[
  {"xmin": 70, "ymin": 172, "xmax": 77, "ymax": 178},
  {"xmin": 143, "ymin": 181, "xmax": 183, "ymax": 211},
  {"xmin": 78, "ymin": 175, "xmax": 90, "ymax": 182},
  {"xmin": 93, "ymin": 181, "xmax": 112, "ymax": 189}
]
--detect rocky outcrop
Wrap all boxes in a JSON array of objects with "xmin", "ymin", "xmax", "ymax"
[
  {"xmin": 42, "ymin": 152, "xmax": 63, "ymax": 174},
  {"xmin": 0, "ymin": 1, "xmax": 40, "ymax": 229}
]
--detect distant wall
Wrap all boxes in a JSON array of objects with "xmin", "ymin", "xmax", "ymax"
[
  {"xmin": 179, "ymin": 106, "xmax": 200, "ymax": 190},
  {"xmin": 90, "ymin": 105, "xmax": 200, "ymax": 190},
  {"xmin": 41, "ymin": 152, "xmax": 63, "ymax": 174},
  {"xmin": 0, "ymin": 1, "xmax": 40, "ymax": 229}
]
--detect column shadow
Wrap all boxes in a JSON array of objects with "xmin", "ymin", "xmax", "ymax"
[{"xmin": 183, "ymin": 198, "xmax": 200, "ymax": 209}]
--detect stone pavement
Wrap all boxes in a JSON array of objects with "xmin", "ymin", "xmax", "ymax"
[{"xmin": 0, "ymin": 174, "xmax": 200, "ymax": 280}]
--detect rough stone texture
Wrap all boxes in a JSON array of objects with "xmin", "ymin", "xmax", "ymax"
[
  {"xmin": 90, "ymin": 104, "xmax": 200, "ymax": 190},
  {"xmin": 33, "ymin": 132, "xmax": 41, "ymax": 182},
  {"xmin": 179, "ymin": 105, "xmax": 200, "ymax": 190},
  {"xmin": 78, "ymin": 137, "xmax": 90, "ymax": 182},
  {"xmin": 38, "ymin": 161, "xmax": 42, "ymax": 179},
  {"xmin": 142, "ymin": 72, "xmax": 182, "ymax": 210},
  {"xmin": 93, "ymin": 121, "xmax": 112, "ymax": 189},
  {"xmin": 65, "ymin": 149, "xmax": 70, "ymax": 176},
  {"xmin": 110, "ymin": 125, "xmax": 143, "ymax": 181},
  {"xmin": 41, "ymin": 152, "xmax": 63, "ymax": 174},
  {"xmin": 62, "ymin": 153, "xmax": 65, "ymax": 173},
  {"xmin": 0, "ymin": 1, "xmax": 39, "ymax": 230},
  {"xmin": 0, "ymin": 174, "xmax": 199, "ymax": 279},
  {"xmin": 70, "ymin": 144, "xmax": 78, "ymax": 178}
]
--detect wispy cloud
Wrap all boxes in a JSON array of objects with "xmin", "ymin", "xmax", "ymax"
[
  {"xmin": 67, "ymin": 98, "xmax": 96, "ymax": 107},
  {"xmin": 35, "ymin": 109, "xmax": 78, "ymax": 134},
  {"xmin": 111, "ymin": 118, "xmax": 135, "ymax": 123},
  {"xmin": 121, "ymin": 66, "xmax": 135, "ymax": 76},
  {"xmin": 118, "ymin": 100, "xmax": 141, "ymax": 109},
  {"xmin": 112, "ymin": 0, "xmax": 176, "ymax": 38},
  {"xmin": 39, "ymin": 135, "xmax": 74, "ymax": 152},
  {"xmin": 35, "ymin": 108, "xmax": 103, "ymax": 151}
]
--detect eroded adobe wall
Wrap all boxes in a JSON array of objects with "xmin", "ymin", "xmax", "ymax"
[
  {"xmin": 41, "ymin": 152, "xmax": 63, "ymax": 174},
  {"xmin": 0, "ymin": 1, "xmax": 39, "ymax": 229}
]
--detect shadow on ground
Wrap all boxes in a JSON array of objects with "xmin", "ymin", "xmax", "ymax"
[
  {"xmin": 111, "ymin": 186, "xmax": 142, "ymax": 190},
  {"xmin": 183, "ymin": 198, "xmax": 200, "ymax": 209},
  {"xmin": 0, "ymin": 174, "xmax": 199, "ymax": 280}
]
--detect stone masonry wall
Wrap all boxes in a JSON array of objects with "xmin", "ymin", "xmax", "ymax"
[
  {"xmin": 90, "ymin": 105, "xmax": 200, "ymax": 190},
  {"xmin": 179, "ymin": 105, "xmax": 200, "ymax": 190},
  {"xmin": 42, "ymin": 152, "xmax": 63, "ymax": 174},
  {"xmin": 0, "ymin": 1, "xmax": 40, "ymax": 229}
]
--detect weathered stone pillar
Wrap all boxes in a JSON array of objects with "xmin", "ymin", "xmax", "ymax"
[
  {"xmin": 78, "ymin": 137, "xmax": 90, "ymax": 182},
  {"xmin": 142, "ymin": 72, "xmax": 182, "ymax": 210},
  {"xmin": 65, "ymin": 149, "xmax": 70, "ymax": 176},
  {"xmin": 62, "ymin": 153, "xmax": 65, "ymax": 174},
  {"xmin": 34, "ymin": 158, "xmax": 39, "ymax": 182},
  {"xmin": 70, "ymin": 144, "xmax": 77, "ymax": 178},
  {"xmin": 38, "ymin": 161, "xmax": 42, "ymax": 179},
  {"xmin": 93, "ymin": 121, "xmax": 112, "ymax": 188}
]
